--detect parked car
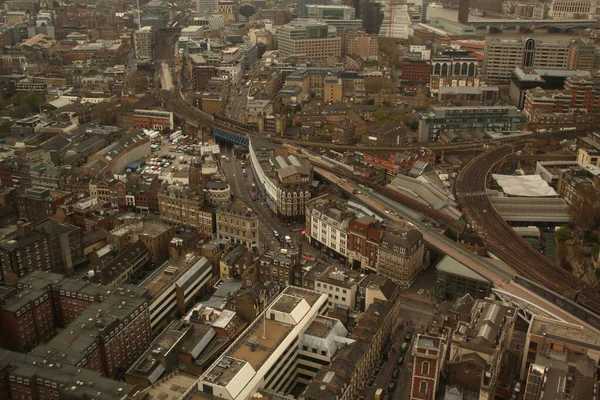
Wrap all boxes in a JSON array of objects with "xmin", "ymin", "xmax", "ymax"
[
  {"xmin": 392, "ymin": 368, "xmax": 399, "ymax": 378},
  {"xmin": 396, "ymin": 355, "xmax": 405, "ymax": 365},
  {"xmin": 388, "ymin": 381, "xmax": 396, "ymax": 392},
  {"xmin": 405, "ymin": 332, "xmax": 413, "ymax": 342}
]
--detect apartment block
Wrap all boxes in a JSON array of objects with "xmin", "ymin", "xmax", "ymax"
[
  {"xmin": 216, "ymin": 198, "xmax": 259, "ymax": 251},
  {"xmin": 134, "ymin": 26, "xmax": 153, "ymax": 62},
  {"xmin": 0, "ymin": 348, "xmax": 135, "ymax": 400},
  {"xmin": 377, "ymin": 221, "xmax": 425, "ymax": 288},
  {"xmin": 34, "ymin": 219, "xmax": 84, "ymax": 275}
]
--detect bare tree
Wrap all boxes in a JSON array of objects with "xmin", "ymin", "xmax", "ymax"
[{"xmin": 569, "ymin": 182, "xmax": 600, "ymax": 234}]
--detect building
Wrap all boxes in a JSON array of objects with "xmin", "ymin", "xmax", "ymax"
[
  {"xmin": 362, "ymin": 1, "xmax": 384, "ymax": 34},
  {"xmin": 297, "ymin": 0, "xmax": 333, "ymax": 18},
  {"xmin": 520, "ymin": 315, "xmax": 600, "ymax": 398},
  {"xmin": 16, "ymin": 187, "xmax": 71, "ymax": 224},
  {"xmin": 549, "ymin": 0, "xmax": 597, "ymax": 19},
  {"xmin": 141, "ymin": 0, "xmax": 169, "ymax": 29},
  {"xmin": 434, "ymin": 255, "xmax": 492, "ymax": 301},
  {"xmin": 305, "ymin": 195, "xmax": 355, "ymax": 260},
  {"xmin": 410, "ymin": 334, "xmax": 448, "ymax": 400},
  {"xmin": 418, "ymin": 105, "xmax": 525, "ymax": 142},
  {"xmin": 379, "ymin": 3, "xmax": 412, "ymax": 39},
  {"xmin": 90, "ymin": 241, "xmax": 150, "ymax": 287},
  {"xmin": 196, "ymin": 286, "xmax": 330, "ymax": 399},
  {"xmin": 458, "ymin": 0, "xmax": 470, "ymax": 24},
  {"xmin": 87, "ymin": 132, "xmax": 151, "ymax": 174},
  {"xmin": 158, "ymin": 184, "xmax": 208, "ymax": 230},
  {"xmin": 108, "ymin": 219, "xmax": 175, "ymax": 264},
  {"xmin": 258, "ymin": 251, "xmax": 298, "ymax": 286},
  {"xmin": 0, "ymin": 349, "xmax": 135, "ymax": 400},
  {"xmin": 30, "ymin": 293, "xmax": 152, "ymax": 379},
  {"xmin": 142, "ymin": 256, "xmax": 214, "ymax": 332},
  {"xmin": 134, "ymin": 26, "xmax": 154, "ymax": 62},
  {"xmin": 315, "ymin": 264, "xmax": 365, "ymax": 312},
  {"xmin": 446, "ymin": 298, "xmax": 517, "ymax": 399},
  {"xmin": 301, "ymin": 296, "xmax": 402, "ymax": 400},
  {"xmin": 216, "ymin": 198, "xmax": 259, "ymax": 251},
  {"xmin": 0, "ymin": 221, "xmax": 52, "ymax": 286},
  {"xmin": 276, "ymin": 21, "xmax": 341, "ymax": 60},
  {"xmin": 34, "ymin": 219, "xmax": 84, "ymax": 275},
  {"xmin": 345, "ymin": 30, "xmax": 378, "ymax": 60},
  {"xmin": 133, "ymin": 109, "xmax": 174, "ymax": 130},
  {"xmin": 249, "ymin": 138, "xmax": 314, "ymax": 221},
  {"xmin": 401, "ymin": 58, "xmax": 432, "ymax": 86},
  {"xmin": 377, "ymin": 221, "xmax": 425, "ymax": 288},
  {"xmin": 347, "ymin": 215, "xmax": 383, "ymax": 271},
  {"xmin": 483, "ymin": 38, "xmax": 573, "ymax": 85}
]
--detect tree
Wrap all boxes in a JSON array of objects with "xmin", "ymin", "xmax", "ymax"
[
  {"xmin": 555, "ymin": 225, "xmax": 572, "ymax": 242},
  {"xmin": 0, "ymin": 120, "xmax": 12, "ymax": 137},
  {"xmin": 21, "ymin": 94, "xmax": 41, "ymax": 113},
  {"xmin": 378, "ymin": 37, "xmax": 400, "ymax": 59},
  {"xmin": 92, "ymin": 101, "xmax": 116, "ymax": 124}
]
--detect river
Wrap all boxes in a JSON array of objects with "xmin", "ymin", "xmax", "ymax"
[{"xmin": 427, "ymin": 6, "xmax": 589, "ymax": 41}]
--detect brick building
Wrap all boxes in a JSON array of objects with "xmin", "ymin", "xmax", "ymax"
[
  {"xmin": 401, "ymin": 58, "xmax": 433, "ymax": 86},
  {"xmin": 347, "ymin": 215, "xmax": 383, "ymax": 271},
  {"xmin": 410, "ymin": 334, "xmax": 447, "ymax": 400},
  {"xmin": 16, "ymin": 187, "xmax": 72, "ymax": 224},
  {"xmin": 132, "ymin": 109, "xmax": 174, "ymax": 130}
]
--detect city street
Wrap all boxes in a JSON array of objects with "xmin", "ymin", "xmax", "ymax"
[{"xmin": 219, "ymin": 145, "xmax": 306, "ymax": 254}]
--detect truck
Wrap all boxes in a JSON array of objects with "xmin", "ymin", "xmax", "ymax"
[{"xmin": 374, "ymin": 388, "xmax": 384, "ymax": 400}]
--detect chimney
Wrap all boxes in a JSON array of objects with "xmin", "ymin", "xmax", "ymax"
[{"xmin": 17, "ymin": 220, "xmax": 33, "ymax": 239}]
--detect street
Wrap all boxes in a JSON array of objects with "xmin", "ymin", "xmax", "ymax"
[{"xmin": 219, "ymin": 145, "xmax": 306, "ymax": 254}]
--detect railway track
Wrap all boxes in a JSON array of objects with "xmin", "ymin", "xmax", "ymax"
[{"xmin": 455, "ymin": 146, "xmax": 600, "ymax": 316}]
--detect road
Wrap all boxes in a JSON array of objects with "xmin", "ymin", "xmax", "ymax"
[{"xmin": 219, "ymin": 145, "xmax": 308, "ymax": 254}]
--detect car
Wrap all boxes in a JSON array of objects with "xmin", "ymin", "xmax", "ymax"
[
  {"xmin": 388, "ymin": 381, "xmax": 396, "ymax": 392},
  {"xmin": 405, "ymin": 332, "xmax": 413, "ymax": 342},
  {"xmin": 221, "ymin": 155, "xmax": 226, "ymax": 159},
  {"xmin": 366, "ymin": 378, "xmax": 375, "ymax": 388},
  {"xmin": 396, "ymin": 355, "xmax": 405, "ymax": 365},
  {"xmin": 273, "ymin": 230, "xmax": 280, "ymax": 238},
  {"xmin": 392, "ymin": 368, "xmax": 399, "ymax": 378}
]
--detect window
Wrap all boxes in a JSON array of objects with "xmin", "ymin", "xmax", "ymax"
[
  {"xmin": 419, "ymin": 381, "xmax": 427, "ymax": 394},
  {"xmin": 422, "ymin": 361, "xmax": 430, "ymax": 376}
]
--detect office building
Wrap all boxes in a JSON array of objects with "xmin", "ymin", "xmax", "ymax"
[
  {"xmin": 216, "ymin": 198, "xmax": 259, "ymax": 251},
  {"xmin": 34, "ymin": 219, "xmax": 85, "ymax": 275},
  {"xmin": 197, "ymin": 0, "xmax": 217, "ymax": 12},
  {"xmin": 410, "ymin": 334, "xmax": 448, "ymax": 400},
  {"xmin": 108, "ymin": 219, "xmax": 175, "ymax": 264},
  {"xmin": 483, "ymin": 38, "xmax": 573, "ymax": 84},
  {"xmin": 446, "ymin": 299, "xmax": 517, "ymax": 399},
  {"xmin": 249, "ymin": 138, "xmax": 314, "ymax": 221},
  {"xmin": 377, "ymin": 221, "xmax": 425, "ymax": 288},
  {"xmin": 362, "ymin": 1, "xmax": 384, "ymax": 34},
  {"xmin": 418, "ymin": 105, "xmax": 525, "ymax": 142},
  {"xmin": 379, "ymin": 2, "xmax": 412, "ymax": 39},
  {"xmin": 196, "ymin": 286, "xmax": 331, "ymax": 399},
  {"xmin": 306, "ymin": 4, "xmax": 355, "ymax": 19},
  {"xmin": 158, "ymin": 184, "xmax": 207, "ymax": 230},
  {"xmin": 134, "ymin": 26, "xmax": 153, "ymax": 62},
  {"xmin": 549, "ymin": 0, "xmax": 597, "ymax": 19},
  {"xmin": 276, "ymin": 20, "xmax": 342, "ymax": 60},
  {"xmin": 315, "ymin": 264, "xmax": 365, "ymax": 311},
  {"xmin": 297, "ymin": 0, "xmax": 332, "ymax": 18},
  {"xmin": 458, "ymin": 0, "xmax": 470, "ymax": 24},
  {"xmin": 143, "ymin": 256, "xmax": 214, "ymax": 332},
  {"xmin": 141, "ymin": 0, "xmax": 169, "ymax": 29}
]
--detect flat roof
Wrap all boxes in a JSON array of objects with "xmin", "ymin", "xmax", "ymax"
[{"xmin": 229, "ymin": 319, "xmax": 293, "ymax": 370}]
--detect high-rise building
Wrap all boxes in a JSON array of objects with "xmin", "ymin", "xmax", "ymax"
[
  {"xmin": 379, "ymin": 2, "xmax": 412, "ymax": 39},
  {"xmin": 276, "ymin": 20, "xmax": 342, "ymax": 59},
  {"xmin": 134, "ymin": 26, "xmax": 153, "ymax": 62},
  {"xmin": 458, "ymin": 0, "xmax": 470, "ymax": 24},
  {"xmin": 362, "ymin": 1, "xmax": 384, "ymax": 34},
  {"xmin": 196, "ymin": 0, "xmax": 217, "ymax": 12}
]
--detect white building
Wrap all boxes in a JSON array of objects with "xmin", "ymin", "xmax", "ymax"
[
  {"xmin": 197, "ymin": 286, "xmax": 353, "ymax": 399},
  {"xmin": 305, "ymin": 195, "xmax": 352, "ymax": 258},
  {"xmin": 134, "ymin": 26, "xmax": 153, "ymax": 62},
  {"xmin": 315, "ymin": 265, "xmax": 366, "ymax": 311},
  {"xmin": 379, "ymin": 3, "xmax": 412, "ymax": 39},
  {"xmin": 549, "ymin": 0, "xmax": 597, "ymax": 19}
]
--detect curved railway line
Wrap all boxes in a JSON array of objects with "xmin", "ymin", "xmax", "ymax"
[{"xmin": 455, "ymin": 146, "xmax": 600, "ymax": 316}]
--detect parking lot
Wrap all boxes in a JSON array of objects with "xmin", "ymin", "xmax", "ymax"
[{"xmin": 145, "ymin": 135, "xmax": 198, "ymax": 176}]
